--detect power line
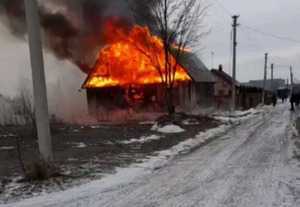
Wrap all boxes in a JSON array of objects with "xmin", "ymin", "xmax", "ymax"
[
  {"xmin": 243, "ymin": 25, "xmax": 300, "ymax": 44},
  {"xmin": 213, "ymin": 0, "xmax": 232, "ymax": 17},
  {"xmin": 240, "ymin": 26, "xmax": 260, "ymax": 50}
]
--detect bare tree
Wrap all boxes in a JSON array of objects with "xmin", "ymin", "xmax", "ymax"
[{"xmin": 126, "ymin": 0, "xmax": 208, "ymax": 114}]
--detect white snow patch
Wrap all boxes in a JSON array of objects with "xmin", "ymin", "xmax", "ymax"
[
  {"xmin": 120, "ymin": 135, "xmax": 161, "ymax": 144},
  {"xmin": 0, "ymin": 146, "xmax": 15, "ymax": 150},
  {"xmin": 292, "ymin": 124, "xmax": 299, "ymax": 137},
  {"xmin": 139, "ymin": 121, "xmax": 156, "ymax": 125},
  {"xmin": 67, "ymin": 158, "xmax": 79, "ymax": 162},
  {"xmin": 0, "ymin": 134, "xmax": 16, "ymax": 138},
  {"xmin": 67, "ymin": 142, "xmax": 87, "ymax": 148},
  {"xmin": 151, "ymin": 123, "xmax": 185, "ymax": 133},
  {"xmin": 89, "ymin": 125, "xmax": 109, "ymax": 129},
  {"xmin": 90, "ymin": 125, "xmax": 101, "ymax": 129},
  {"xmin": 75, "ymin": 142, "xmax": 87, "ymax": 148},
  {"xmin": 157, "ymin": 124, "xmax": 185, "ymax": 133},
  {"xmin": 181, "ymin": 119, "xmax": 200, "ymax": 125}
]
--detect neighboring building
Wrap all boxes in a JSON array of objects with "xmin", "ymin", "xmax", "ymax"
[
  {"xmin": 243, "ymin": 79, "xmax": 286, "ymax": 91},
  {"xmin": 211, "ymin": 65, "xmax": 241, "ymax": 97},
  {"xmin": 211, "ymin": 65, "xmax": 263, "ymax": 110},
  {"xmin": 82, "ymin": 52, "xmax": 216, "ymax": 120}
]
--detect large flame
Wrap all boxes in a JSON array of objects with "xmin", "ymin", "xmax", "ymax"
[{"xmin": 84, "ymin": 19, "xmax": 191, "ymax": 88}]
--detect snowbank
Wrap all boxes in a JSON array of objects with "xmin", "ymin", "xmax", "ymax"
[
  {"xmin": 157, "ymin": 124, "xmax": 229, "ymax": 158},
  {"xmin": 212, "ymin": 107, "xmax": 261, "ymax": 123},
  {"xmin": 213, "ymin": 108, "xmax": 259, "ymax": 118}
]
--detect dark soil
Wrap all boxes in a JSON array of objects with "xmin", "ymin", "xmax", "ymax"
[{"xmin": 0, "ymin": 117, "xmax": 219, "ymax": 203}]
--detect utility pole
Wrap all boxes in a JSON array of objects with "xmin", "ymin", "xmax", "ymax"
[
  {"xmin": 25, "ymin": 0, "xmax": 52, "ymax": 162},
  {"xmin": 271, "ymin": 63, "xmax": 274, "ymax": 91},
  {"xmin": 290, "ymin": 66, "xmax": 294, "ymax": 92},
  {"xmin": 232, "ymin": 15, "xmax": 239, "ymax": 113},
  {"xmin": 262, "ymin": 53, "xmax": 268, "ymax": 104},
  {"xmin": 211, "ymin": 52, "xmax": 214, "ymax": 69}
]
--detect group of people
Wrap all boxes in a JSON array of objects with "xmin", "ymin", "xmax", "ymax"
[{"xmin": 271, "ymin": 92, "xmax": 299, "ymax": 111}]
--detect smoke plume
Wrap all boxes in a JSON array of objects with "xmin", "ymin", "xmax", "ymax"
[{"xmin": 0, "ymin": 0, "xmax": 146, "ymax": 74}]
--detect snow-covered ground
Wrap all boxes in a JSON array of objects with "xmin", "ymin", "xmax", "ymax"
[{"xmin": 2, "ymin": 103, "xmax": 300, "ymax": 207}]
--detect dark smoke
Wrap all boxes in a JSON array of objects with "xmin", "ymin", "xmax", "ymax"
[{"xmin": 0, "ymin": 0, "xmax": 146, "ymax": 74}]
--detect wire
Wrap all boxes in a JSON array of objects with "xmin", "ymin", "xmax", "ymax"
[
  {"xmin": 243, "ymin": 25, "xmax": 300, "ymax": 44},
  {"xmin": 213, "ymin": 0, "xmax": 232, "ymax": 17},
  {"xmin": 240, "ymin": 26, "xmax": 260, "ymax": 51}
]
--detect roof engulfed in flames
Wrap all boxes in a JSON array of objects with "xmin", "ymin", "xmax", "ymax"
[{"xmin": 84, "ymin": 20, "xmax": 191, "ymax": 88}]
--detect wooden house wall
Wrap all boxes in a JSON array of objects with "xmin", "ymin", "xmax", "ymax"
[{"xmin": 86, "ymin": 81, "xmax": 215, "ymax": 117}]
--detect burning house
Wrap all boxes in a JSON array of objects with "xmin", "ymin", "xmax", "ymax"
[
  {"xmin": 81, "ymin": 23, "xmax": 216, "ymax": 119},
  {"xmin": 0, "ymin": 0, "xmax": 214, "ymax": 120}
]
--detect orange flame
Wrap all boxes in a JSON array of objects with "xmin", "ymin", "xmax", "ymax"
[{"xmin": 84, "ymin": 19, "xmax": 191, "ymax": 88}]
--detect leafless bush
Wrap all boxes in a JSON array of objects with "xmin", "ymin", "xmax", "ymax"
[
  {"xmin": 0, "ymin": 105, "xmax": 14, "ymax": 126},
  {"xmin": 0, "ymin": 89, "xmax": 36, "ymax": 127},
  {"xmin": 11, "ymin": 89, "xmax": 35, "ymax": 127}
]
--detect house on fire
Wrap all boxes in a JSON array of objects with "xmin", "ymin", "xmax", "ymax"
[{"xmin": 82, "ymin": 51, "xmax": 216, "ymax": 119}]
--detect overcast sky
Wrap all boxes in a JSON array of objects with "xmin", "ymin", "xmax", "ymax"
[
  {"xmin": 202, "ymin": 0, "xmax": 300, "ymax": 83},
  {"xmin": 1, "ymin": 0, "xmax": 300, "ymax": 97}
]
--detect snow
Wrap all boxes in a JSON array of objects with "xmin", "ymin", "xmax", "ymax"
[
  {"xmin": 213, "ymin": 107, "xmax": 259, "ymax": 118},
  {"xmin": 0, "ymin": 134, "xmax": 16, "ymax": 138},
  {"xmin": 89, "ymin": 125, "xmax": 109, "ymax": 129},
  {"xmin": 181, "ymin": 119, "xmax": 200, "ymax": 125},
  {"xmin": 67, "ymin": 158, "xmax": 79, "ymax": 162},
  {"xmin": 120, "ymin": 135, "xmax": 161, "ymax": 144},
  {"xmin": 157, "ymin": 124, "xmax": 185, "ymax": 133},
  {"xmin": 66, "ymin": 142, "xmax": 87, "ymax": 148},
  {"xmin": 0, "ymin": 146, "xmax": 14, "ymax": 150},
  {"xmin": 139, "ymin": 121, "xmax": 156, "ymax": 125},
  {"xmin": 156, "ymin": 124, "xmax": 229, "ymax": 158},
  {"xmin": 2, "ymin": 103, "xmax": 299, "ymax": 207},
  {"xmin": 212, "ymin": 107, "xmax": 261, "ymax": 123},
  {"xmin": 75, "ymin": 142, "xmax": 87, "ymax": 148},
  {"xmin": 151, "ymin": 123, "xmax": 185, "ymax": 133}
]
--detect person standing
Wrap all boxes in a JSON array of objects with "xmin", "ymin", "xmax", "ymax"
[
  {"xmin": 290, "ymin": 93, "xmax": 295, "ymax": 111},
  {"xmin": 272, "ymin": 94, "xmax": 277, "ymax": 107}
]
